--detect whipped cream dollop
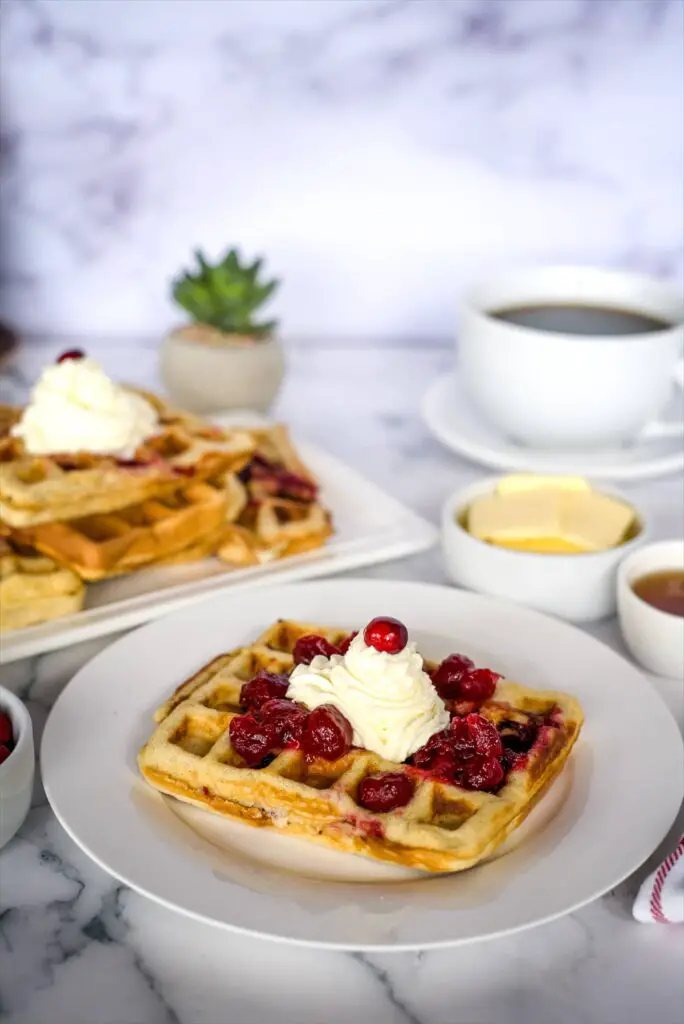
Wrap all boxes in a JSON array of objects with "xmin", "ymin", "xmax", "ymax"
[
  {"xmin": 288, "ymin": 632, "xmax": 449, "ymax": 762},
  {"xmin": 12, "ymin": 357, "xmax": 159, "ymax": 457}
]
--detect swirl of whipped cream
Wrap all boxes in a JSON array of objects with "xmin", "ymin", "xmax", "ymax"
[
  {"xmin": 288, "ymin": 632, "xmax": 449, "ymax": 762},
  {"xmin": 12, "ymin": 357, "xmax": 159, "ymax": 457}
]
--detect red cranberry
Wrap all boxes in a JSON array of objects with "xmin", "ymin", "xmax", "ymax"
[
  {"xmin": 458, "ymin": 669, "xmax": 500, "ymax": 704},
  {"xmin": 462, "ymin": 756, "xmax": 504, "ymax": 791},
  {"xmin": 302, "ymin": 705, "xmax": 353, "ymax": 761},
  {"xmin": 465, "ymin": 713, "xmax": 503, "ymax": 758},
  {"xmin": 292, "ymin": 635, "xmax": 340, "ymax": 665},
  {"xmin": 411, "ymin": 729, "xmax": 452, "ymax": 770},
  {"xmin": 259, "ymin": 698, "xmax": 308, "ymax": 745},
  {"xmin": 427, "ymin": 753, "xmax": 459, "ymax": 783},
  {"xmin": 240, "ymin": 671, "xmax": 290, "ymax": 711},
  {"xmin": 449, "ymin": 717, "xmax": 478, "ymax": 761},
  {"xmin": 431, "ymin": 654, "xmax": 475, "ymax": 699},
  {"xmin": 0, "ymin": 744, "xmax": 11, "ymax": 765},
  {"xmin": 357, "ymin": 772, "xmax": 415, "ymax": 813},
  {"xmin": 229, "ymin": 714, "xmax": 275, "ymax": 766},
  {"xmin": 0, "ymin": 712, "xmax": 13, "ymax": 746},
  {"xmin": 56, "ymin": 348, "xmax": 85, "ymax": 363},
  {"xmin": 338, "ymin": 631, "xmax": 358, "ymax": 655},
  {"xmin": 363, "ymin": 617, "xmax": 408, "ymax": 654}
]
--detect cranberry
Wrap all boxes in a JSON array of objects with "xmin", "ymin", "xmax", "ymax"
[
  {"xmin": 229, "ymin": 714, "xmax": 275, "ymax": 766},
  {"xmin": 411, "ymin": 729, "xmax": 452, "ymax": 771},
  {"xmin": 357, "ymin": 772, "xmax": 415, "ymax": 813},
  {"xmin": 465, "ymin": 713, "xmax": 503, "ymax": 758},
  {"xmin": 0, "ymin": 744, "xmax": 11, "ymax": 765},
  {"xmin": 462, "ymin": 755, "xmax": 504, "ymax": 791},
  {"xmin": 259, "ymin": 698, "xmax": 308, "ymax": 745},
  {"xmin": 431, "ymin": 654, "xmax": 475, "ymax": 699},
  {"xmin": 449, "ymin": 717, "xmax": 477, "ymax": 760},
  {"xmin": 302, "ymin": 705, "xmax": 353, "ymax": 761},
  {"xmin": 338, "ymin": 631, "xmax": 358, "ymax": 655},
  {"xmin": 458, "ymin": 669, "xmax": 500, "ymax": 704},
  {"xmin": 292, "ymin": 635, "xmax": 340, "ymax": 665},
  {"xmin": 56, "ymin": 348, "xmax": 85, "ymax": 363},
  {"xmin": 240, "ymin": 671, "xmax": 290, "ymax": 711},
  {"xmin": 0, "ymin": 712, "xmax": 13, "ymax": 746},
  {"xmin": 427, "ymin": 753, "xmax": 459, "ymax": 783},
  {"xmin": 363, "ymin": 617, "xmax": 408, "ymax": 655}
]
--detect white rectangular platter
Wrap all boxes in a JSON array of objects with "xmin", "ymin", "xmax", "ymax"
[{"xmin": 0, "ymin": 439, "xmax": 437, "ymax": 663}]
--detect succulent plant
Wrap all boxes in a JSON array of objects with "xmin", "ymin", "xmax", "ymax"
[{"xmin": 171, "ymin": 247, "xmax": 280, "ymax": 339}]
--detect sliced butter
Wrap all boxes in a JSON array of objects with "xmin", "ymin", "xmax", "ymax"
[
  {"xmin": 467, "ymin": 483, "xmax": 634, "ymax": 554},
  {"xmin": 496, "ymin": 474, "xmax": 591, "ymax": 495}
]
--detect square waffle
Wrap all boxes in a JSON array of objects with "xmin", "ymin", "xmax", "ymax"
[
  {"xmin": 139, "ymin": 621, "xmax": 584, "ymax": 873},
  {"xmin": 11, "ymin": 480, "xmax": 231, "ymax": 581},
  {"xmin": 0, "ymin": 392, "xmax": 255, "ymax": 528},
  {"xmin": 0, "ymin": 534, "xmax": 85, "ymax": 632}
]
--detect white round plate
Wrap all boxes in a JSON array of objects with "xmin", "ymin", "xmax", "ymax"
[
  {"xmin": 42, "ymin": 579, "xmax": 683, "ymax": 950},
  {"xmin": 423, "ymin": 371, "xmax": 684, "ymax": 481}
]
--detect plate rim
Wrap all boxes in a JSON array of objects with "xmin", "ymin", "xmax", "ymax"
[
  {"xmin": 422, "ymin": 371, "xmax": 684, "ymax": 481},
  {"xmin": 41, "ymin": 578, "xmax": 684, "ymax": 951}
]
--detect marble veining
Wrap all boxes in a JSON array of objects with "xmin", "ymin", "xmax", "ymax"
[
  {"xmin": 1, "ymin": 341, "xmax": 683, "ymax": 1024},
  {"xmin": 0, "ymin": 0, "xmax": 682, "ymax": 340}
]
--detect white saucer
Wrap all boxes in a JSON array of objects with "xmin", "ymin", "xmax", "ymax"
[
  {"xmin": 423, "ymin": 371, "xmax": 684, "ymax": 481},
  {"xmin": 42, "ymin": 579, "xmax": 683, "ymax": 949}
]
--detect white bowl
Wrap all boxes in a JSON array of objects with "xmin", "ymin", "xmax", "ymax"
[
  {"xmin": 617, "ymin": 540, "xmax": 684, "ymax": 678},
  {"xmin": 441, "ymin": 477, "xmax": 647, "ymax": 623},
  {"xmin": 0, "ymin": 686, "xmax": 35, "ymax": 849}
]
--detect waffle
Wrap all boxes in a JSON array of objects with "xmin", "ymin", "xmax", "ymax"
[
  {"xmin": 0, "ymin": 535, "xmax": 85, "ymax": 631},
  {"xmin": 12, "ymin": 480, "xmax": 231, "ymax": 581},
  {"xmin": 0, "ymin": 394, "xmax": 255, "ymax": 528},
  {"xmin": 139, "ymin": 621, "xmax": 584, "ymax": 873}
]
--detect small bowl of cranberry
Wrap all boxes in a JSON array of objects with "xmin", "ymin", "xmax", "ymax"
[{"xmin": 0, "ymin": 686, "xmax": 35, "ymax": 850}]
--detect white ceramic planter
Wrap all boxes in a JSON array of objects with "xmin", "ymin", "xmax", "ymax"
[
  {"xmin": 159, "ymin": 325, "xmax": 285, "ymax": 415},
  {"xmin": 0, "ymin": 686, "xmax": 34, "ymax": 850}
]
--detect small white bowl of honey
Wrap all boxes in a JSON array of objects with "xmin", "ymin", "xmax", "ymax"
[
  {"xmin": 617, "ymin": 540, "xmax": 684, "ymax": 678},
  {"xmin": 441, "ymin": 474, "xmax": 646, "ymax": 623}
]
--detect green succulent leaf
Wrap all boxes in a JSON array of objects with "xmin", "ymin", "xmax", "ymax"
[{"xmin": 171, "ymin": 245, "xmax": 280, "ymax": 338}]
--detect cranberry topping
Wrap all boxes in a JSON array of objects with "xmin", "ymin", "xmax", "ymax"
[
  {"xmin": 458, "ymin": 669, "xmax": 500, "ymax": 704},
  {"xmin": 412, "ymin": 714, "xmax": 503, "ymax": 788},
  {"xmin": 247, "ymin": 457, "xmax": 318, "ymax": 503},
  {"xmin": 357, "ymin": 772, "xmax": 415, "ymax": 813},
  {"xmin": 338, "ymin": 631, "xmax": 358, "ymax": 655},
  {"xmin": 229, "ymin": 714, "xmax": 275, "ymax": 766},
  {"xmin": 259, "ymin": 698, "xmax": 308, "ymax": 746},
  {"xmin": 461, "ymin": 755, "xmax": 504, "ymax": 791},
  {"xmin": 56, "ymin": 348, "xmax": 85, "ymax": 363},
  {"xmin": 0, "ymin": 712, "xmax": 13, "ymax": 746},
  {"xmin": 240, "ymin": 671, "xmax": 290, "ymax": 711},
  {"xmin": 0, "ymin": 745, "xmax": 11, "ymax": 765},
  {"xmin": 302, "ymin": 705, "xmax": 353, "ymax": 761},
  {"xmin": 363, "ymin": 617, "xmax": 408, "ymax": 655},
  {"xmin": 431, "ymin": 654, "xmax": 474, "ymax": 699},
  {"xmin": 499, "ymin": 717, "xmax": 539, "ymax": 753},
  {"xmin": 464, "ymin": 713, "xmax": 503, "ymax": 758},
  {"xmin": 292, "ymin": 635, "xmax": 340, "ymax": 665}
]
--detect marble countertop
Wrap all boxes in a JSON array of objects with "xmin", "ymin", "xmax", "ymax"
[{"xmin": 1, "ymin": 341, "xmax": 683, "ymax": 1024}]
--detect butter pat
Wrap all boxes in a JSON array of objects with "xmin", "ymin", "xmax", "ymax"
[{"xmin": 467, "ymin": 476, "xmax": 635, "ymax": 554}]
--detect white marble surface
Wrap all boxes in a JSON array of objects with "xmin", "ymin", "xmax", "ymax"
[
  {"xmin": 1, "ymin": 0, "xmax": 683, "ymax": 339},
  {"xmin": 1, "ymin": 342, "xmax": 684, "ymax": 1024}
]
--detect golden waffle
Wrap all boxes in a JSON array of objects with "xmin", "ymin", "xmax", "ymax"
[
  {"xmin": 139, "ymin": 621, "xmax": 584, "ymax": 873},
  {"xmin": 216, "ymin": 499, "xmax": 333, "ymax": 567},
  {"xmin": 12, "ymin": 480, "xmax": 230, "ymax": 581},
  {"xmin": 0, "ymin": 535, "xmax": 85, "ymax": 631},
  {"xmin": 0, "ymin": 395, "xmax": 255, "ymax": 527}
]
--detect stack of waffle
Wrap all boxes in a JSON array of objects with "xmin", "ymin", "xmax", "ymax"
[{"xmin": 0, "ymin": 393, "xmax": 333, "ymax": 632}]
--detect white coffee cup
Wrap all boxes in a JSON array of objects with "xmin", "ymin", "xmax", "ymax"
[{"xmin": 458, "ymin": 266, "xmax": 684, "ymax": 450}]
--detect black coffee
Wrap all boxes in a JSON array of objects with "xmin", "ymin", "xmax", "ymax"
[{"xmin": 489, "ymin": 303, "xmax": 672, "ymax": 337}]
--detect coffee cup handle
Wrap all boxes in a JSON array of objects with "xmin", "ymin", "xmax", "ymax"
[{"xmin": 639, "ymin": 356, "xmax": 684, "ymax": 440}]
